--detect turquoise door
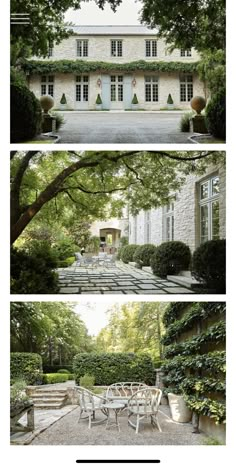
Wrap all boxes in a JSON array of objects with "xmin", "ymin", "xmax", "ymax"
[{"xmin": 101, "ymin": 75, "xmax": 110, "ymax": 110}]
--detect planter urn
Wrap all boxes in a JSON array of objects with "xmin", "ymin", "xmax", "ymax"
[{"xmin": 168, "ymin": 393, "xmax": 192, "ymax": 423}]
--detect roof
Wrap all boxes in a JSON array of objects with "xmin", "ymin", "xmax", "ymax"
[{"xmin": 70, "ymin": 25, "xmax": 159, "ymax": 36}]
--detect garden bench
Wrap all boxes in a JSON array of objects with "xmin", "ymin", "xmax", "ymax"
[{"xmin": 10, "ymin": 401, "xmax": 35, "ymax": 433}]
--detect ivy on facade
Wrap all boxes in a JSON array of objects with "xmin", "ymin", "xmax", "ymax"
[
  {"xmin": 22, "ymin": 59, "xmax": 199, "ymax": 75},
  {"xmin": 161, "ymin": 302, "xmax": 226, "ymax": 425}
]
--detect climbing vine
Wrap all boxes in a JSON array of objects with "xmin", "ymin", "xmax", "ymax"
[
  {"xmin": 22, "ymin": 59, "xmax": 199, "ymax": 75},
  {"xmin": 161, "ymin": 302, "xmax": 226, "ymax": 426}
]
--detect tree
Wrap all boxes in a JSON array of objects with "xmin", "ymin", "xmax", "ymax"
[
  {"xmin": 96, "ymin": 302, "xmax": 166, "ymax": 361},
  {"xmin": 10, "ymin": 0, "xmax": 122, "ymax": 63},
  {"xmin": 141, "ymin": 0, "xmax": 225, "ymax": 53},
  {"xmin": 10, "ymin": 302, "xmax": 93, "ymax": 366},
  {"xmin": 10, "ymin": 150, "xmax": 224, "ymax": 245}
]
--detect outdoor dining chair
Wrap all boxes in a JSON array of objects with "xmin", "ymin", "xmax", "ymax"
[
  {"xmin": 127, "ymin": 387, "xmax": 162, "ymax": 434},
  {"xmin": 76, "ymin": 386, "xmax": 108, "ymax": 429}
]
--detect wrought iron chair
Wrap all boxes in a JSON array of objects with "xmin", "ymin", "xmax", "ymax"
[
  {"xmin": 127, "ymin": 387, "xmax": 162, "ymax": 434},
  {"xmin": 76, "ymin": 386, "xmax": 108, "ymax": 429}
]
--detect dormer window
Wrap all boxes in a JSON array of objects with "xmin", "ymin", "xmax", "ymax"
[
  {"xmin": 111, "ymin": 40, "xmax": 122, "ymax": 57},
  {"xmin": 146, "ymin": 40, "xmax": 157, "ymax": 57},
  {"xmin": 180, "ymin": 48, "xmax": 192, "ymax": 57},
  {"xmin": 77, "ymin": 40, "xmax": 88, "ymax": 57}
]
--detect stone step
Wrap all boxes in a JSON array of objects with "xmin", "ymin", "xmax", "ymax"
[
  {"xmin": 31, "ymin": 389, "xmax": 67, "ymax": 394},
  {"xmin": 33, "ymin": 402, "xmax": 65, "ymax": 409},
  {"xmin": 32, "ymin": 397, "xmax": 65, "ymax": 404},
  {"xmin": 31, "ymin": 392, "xmax": 67, "ymax": 398},
  {"xmin": 167, "ymin": 275, "xmax": 202, "ymax": 289}
]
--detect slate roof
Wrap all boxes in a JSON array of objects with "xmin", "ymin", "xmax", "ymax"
[{"xmin": 70, "ymin": 25, "xmax": 159, "ymax": 36}]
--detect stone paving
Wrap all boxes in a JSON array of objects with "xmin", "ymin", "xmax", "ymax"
[
  {"xmin": 57, "ymin": 111, "xmax": 193, "ymax": 144},
  {"xmin": 58, "ymin": 261, "xmax": 194, "ymax": 294},
  {"xmin": 30, "ymin": 404, "xmax": 205, "ymax": 446}
]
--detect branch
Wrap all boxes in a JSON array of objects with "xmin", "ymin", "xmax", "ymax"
[{"xmin": 122, "ymin": 160, "xmax": 145, "ymax": 186}]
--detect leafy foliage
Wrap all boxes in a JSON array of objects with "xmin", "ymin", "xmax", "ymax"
[
  {"xmin": 163, "ymin": 302, "xmax": 192, "ymax": 327},
  {"xmin": 205, "ymin": 91, "xmax": 226, "ymax": 140},
  {"xmin": 162, "ymin": 302, "xmax": 226, "ymax": 345},
  {"xmin": 42, "ymin": 373, "xmax": 72, "ymax": 384},
  {"xmin": 180, "ymin": 112, "xmax": 194, "ymax": 132},
  {"xmin": 10, "ymin": 84, "xmax": 42, "ymax": 142},
  {"xmin": 11, "ymin": 352, "xmax": 43, "ymax": 385},
  {"xmin": 184, "ymin": 396, "xmax": 226, "ymax": 425},
  {"xmin": 10, "ymin": 302, "xmax": 93, "ymax": 366},
  {"xmin": 73, "ymin": 352, "xmax": 155, "ymax": 386},
  {"xmin": 96, "ymin": 94, "xmax": 102, "ymax": 105},
  {"xmin": 11, "ymin": 246, "xmax": 59, "ymax": 294},
  {"xmin": 120, "ymin": 244, "xmax": 140, "ymax": 263},
  {"xmin": 133, "ymin": 244, "xmax": 156, "ymax": 267},
  {"xmin": 150, "ymin": 241, "xmax": 191, "ymax": 278},
  {"xmin": 79, "ymin": 374, "xmax": 95, "ymax": 390},
  {"xmin": 192, "ymin": 240, "xmax": 226, "ymax": 292},
  {"xmin": 132, "ymin": 94, "xmax": 139, "ymax": 105},
  {"xmin": 23, "ymin": 59, "xmax": 199, "ymax": 75}
]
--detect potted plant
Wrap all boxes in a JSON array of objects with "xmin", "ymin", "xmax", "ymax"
[
  {"xmin": 96, "ymin": 94, "xmax": 102, "ymax": 110},
  {"xmin": 131, "ymin": 93, "xmax": 139, "ymax": 110},
  {"xmin": 167, "ymin": 93, "xmax": 174, "ymax": 109},
  {"xmin": 60, "ymin": 93, "xmax": 67, "ymax": 110}
]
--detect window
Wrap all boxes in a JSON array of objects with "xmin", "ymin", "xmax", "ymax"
[
  {"xmin": 77, "ymin": 40, "xmax": 88, "ymax": 57},
  {"xmin": 111, "ymin": 40, "xmax": 122, "ymax": 57},
  {"xmin": 48, "ymin": 42, "xmax": 53, "ymax": 57},
  {"xmin": 199, "ymin": 175, "xmax": 220, "ymax": 243},
  {"xmin": 180, "ymin": 74, "xmax": 193, "ymax": 102},
  {"xmin": 76, "ymin": 75, "xmax": 89, "ymax": 102},
  {"xmin": 146, "ymin": 40, "xmax": 157, "ymax": 57},
  {"xmin": 110, "ymin": 75, "xmax": 123, "ymax": 102},
  {"xmin": 41, "ymin": 75, "xmax": 54, "ymax": 96},
  {"xmin": 180, "ymin": 49, "xmax": 192, "ymax": 57},
  {"xmin": 145, "ymin": 76, "xmax": 158, "ymax": 102},
  {"xmin": 134, "ymin": 216, "xmax": 138, "ymax": 244},
  {"xmin": 165, "ymin": 203, "xmax": 174, "ymax": 241},
  {"xmin": 144, "ymin": 211, "xmax": 151, "ymax": 243}
]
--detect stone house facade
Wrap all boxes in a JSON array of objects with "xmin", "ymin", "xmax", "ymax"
[
  {"xmin": 129, "ymin": 164, "xmax": 226, "ymax": 253},
  {"xmin": 89, "ymin": 214, "xmax": 129, "ymax": 253},
  {"xmin": 27, "ymin": 25, "xmax": 206, "ymax": 111}
]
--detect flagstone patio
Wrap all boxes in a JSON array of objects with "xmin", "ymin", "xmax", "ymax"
[{"xmin": 58, "ymin": 262, "xmax": 194, "ymax": 294}]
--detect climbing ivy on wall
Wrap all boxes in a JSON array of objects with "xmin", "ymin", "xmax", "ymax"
[
  {"xmin": 22, "ymin": 59, "xmax": 199, "ymax": 75},
  {"xmin": 161, "ymin": 302, "xmax": 226, "ymax": 425}
]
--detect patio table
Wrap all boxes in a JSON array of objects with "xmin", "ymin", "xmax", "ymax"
[{"xmin": 101, "ymin": 402, "xmax": 125, "ymax": 432}]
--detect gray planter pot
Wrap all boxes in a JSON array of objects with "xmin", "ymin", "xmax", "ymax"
[{"xmin": 168, "ymin": 393, "xmax": 192, "ymax": 423}]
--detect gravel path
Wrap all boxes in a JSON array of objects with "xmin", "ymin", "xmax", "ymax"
[{"xmin": 31, "ymin": 405, "xmax": 205, "ymax": 446}]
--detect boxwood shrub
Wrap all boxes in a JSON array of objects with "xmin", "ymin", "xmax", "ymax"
[
  {"xmin": 43, "ymin": 364, "xmax": 73, "ymax": 373},
  {"xmin": 11, "ymin": 352, "xmax": 43, "ymax": 385},
  {"xmin": 150, "ymin": 241, "xmax": 191, "ymax": 278},
  {"xmin": 120, "ymin": 244, "xmax": 140, "ymax": 263},
  {"xmin": 73, "ymin": 353, "xmax": 155, "ymax": 386},
  {"xmin": 11, "ymin": 83, "xmax": 42, "ymax": 142},
  {"xmin": 133, "ymin": 244, "xmax": 156, "ymax": 267},
  {"xmin": 192, "ymin": 239, "xmax": 226, "ymax": 292},
  {"xmin": 205, "ymin": 91, "xmax": 226, "ymax": 140}
]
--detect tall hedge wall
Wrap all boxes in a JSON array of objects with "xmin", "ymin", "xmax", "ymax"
[
  {"xmin": 161, "ymin": 302, "xmax": 226, "ymax": 426},
  {"xmin": 11, "ymin": 352, "xmax": 43, "ymax": 385},
  {"xmin": 73, "ymin": 353, "xmax": 155, "ymax": 386}
]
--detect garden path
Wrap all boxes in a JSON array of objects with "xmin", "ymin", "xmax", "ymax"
[
  {"xmin": 58, "ymin": 262, "xmax": 193, "ymax": 294},
  {"xmin": 29, "ymin": 404, "xmax": 205, "ymax": 446}
]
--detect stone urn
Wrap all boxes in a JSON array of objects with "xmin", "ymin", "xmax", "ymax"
[
  {"xmin": 168, "ymin": 393, "xmax": 192, "ymax": 423},
  {"xmin": 190, "ymin": 96, "xmax": 208, "ymax": 134},
  {"xmin": 40, "ymin": 95, "xmax": 55, "ymax": 132},
  {"xmin": 190, "ymin": 96, "xmax": 206, "ymax": 115}
]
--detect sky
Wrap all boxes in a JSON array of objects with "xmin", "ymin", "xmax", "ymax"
[
  {"xmin": 65, "ymin": 0, "xmax": 142, "ymax": 25},
  {"xmin": 74, "ymin": 301, "xmax": 116, "ymax": 335}
]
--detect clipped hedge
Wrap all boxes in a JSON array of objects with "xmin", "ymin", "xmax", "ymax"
[
  {"xmin": 57, "ymin": 256, "xmax": 76, "ymax": 267},
  {"xmin": 120, "ymin": 244, "xmax": 140, "ymax": 263},
  {"xmin": 43, "ymin": 364, "xmax": 73, "ymax": 373},
  {"xmin": 73, "ymin": 353, "xmax": 155, "ymax": 386},
  {"xmin": 133, "ymin": 244, "xmax": 156, "ymax": 267},
  {"xmin": 192, "ymin": 239, "xmax": 226, "ymax": 293},
  {"xmin": 42, "ymin": 373, "xmax": 73, "ymax": 384},
  {"xmin": 150, "ymin": 241, "xmax": 191, "ymax": 278},
  {"xmin": 11, "ymin": 83, "xmax": 42, "ymax": 142},
  {"xmin": 11, "ymin": 352, "xmax": 43, "ymax": 385}
]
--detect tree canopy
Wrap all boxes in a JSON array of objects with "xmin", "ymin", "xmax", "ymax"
[
  {"xmin": 10, "ymin": 302, "xmax": 93, "ymax": 366},
  {"xmin": 96, "ymin": 302, "xmax": 166, "ymax": 361},
  {"xmin": 10, "ymin": 151, "xmax": 225, "ymax": 245}
]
